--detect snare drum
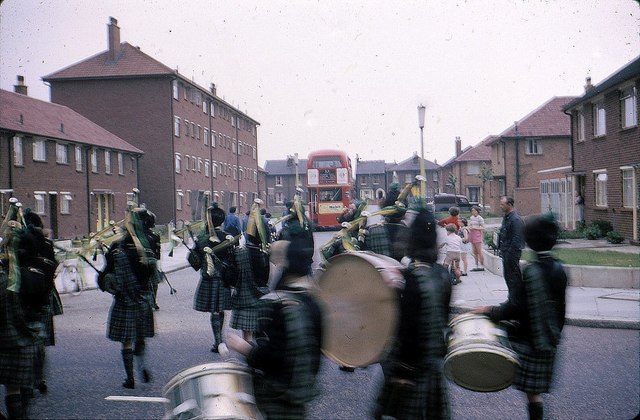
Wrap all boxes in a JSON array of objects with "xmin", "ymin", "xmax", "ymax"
[
  {"xmin": 444, "ymin": 313, "xmax": 520, "ymax": 392},
  {"xmin": 163, "ymin": 362, "xmax": 261, "ymax": 419},
  {"xmin": 315, "ymin": 251, "xmax": 402, "ymax": 368}
]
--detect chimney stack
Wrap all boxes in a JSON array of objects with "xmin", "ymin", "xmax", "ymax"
[
  {"xmin": 584, "ymin": 76, "xmax": 593, "ymax": 93},
  {"xmin": 14, "ymin": 75, "xmax": 28, "ymax": 96},
  {"xmin": 108, "ymin": 17, "xmax": 121, "ymax": 61},
  {"xmin": 455, "ymin": 136, "xmax": 462, "ymax": 157}
]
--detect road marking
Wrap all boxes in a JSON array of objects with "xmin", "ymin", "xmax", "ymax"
[{"xmin": 105, "ymin": 396, "xmax": 168, "ymax": 403}]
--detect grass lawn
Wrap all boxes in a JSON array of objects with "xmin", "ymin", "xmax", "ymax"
[{"xmin": 522, "ymin": 249, "xmax": 640, "ymax": 268}]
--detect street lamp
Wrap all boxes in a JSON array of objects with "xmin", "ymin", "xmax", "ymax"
[{"xmin": 417, "ymin": 104, "xmax": 426, "ymax": 198}]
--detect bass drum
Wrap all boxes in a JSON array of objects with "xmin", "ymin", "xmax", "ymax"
[
  {"xmin": 163, "ymin": 362, "xmax": 261, "ymax": 419},
  {"xmin": 316, "ymin": 251, "xmax": 402, "ymax": 368},
  {"xmin": 444, "ymin": 313, "xmax": 520, "ymax": 392}
]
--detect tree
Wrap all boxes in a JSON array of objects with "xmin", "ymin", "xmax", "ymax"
[
  {"xmin": 447, "ymin": 172, "xmax": 457, "ymax": 195},
  {"xmin": 477, "ymin": 163, "xmax": 494, "ymax": 211}
]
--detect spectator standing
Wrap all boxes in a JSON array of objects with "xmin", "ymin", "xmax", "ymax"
[
  {"xmin": 437, "ymin": 206, "xmax": 461, "ymax": 233},
  {"xmin": 468, "ymin": 206, "xmax": 486, "ymax": 271},
  {"xmin": 224, "ymin": 206, "xmax": 242, "ymax": 236},
  {"xmin": 498, "ymin": 196, "xmax": 525, "ymax": 299}
]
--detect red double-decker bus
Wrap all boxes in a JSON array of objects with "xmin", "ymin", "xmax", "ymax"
[{"xmin": 307, "ymin": 149, "xmax": 354, "ymax": 229}]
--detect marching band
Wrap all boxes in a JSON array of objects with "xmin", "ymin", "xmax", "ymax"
[{"xmin": 0, "ymin": 180, "xmax": 566, "ymax": 420}]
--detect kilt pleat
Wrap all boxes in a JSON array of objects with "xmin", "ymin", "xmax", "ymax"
[
  {"xmin": 512, "ymin": 341, "xmax": 557, "ymax": 394},
  {"xmin": 193, "ymin": 271, "xmax": 231, "ymax": 313},
  {"xmin": 230, "ymin": 247, "xmax": 267, "ymax": 331}
]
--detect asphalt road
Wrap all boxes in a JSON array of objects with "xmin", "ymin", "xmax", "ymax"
[{"xmin": 3, "ymin": 262, "xmax": 635, "ymax": 420}]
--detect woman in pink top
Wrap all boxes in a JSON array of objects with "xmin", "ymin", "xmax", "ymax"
[{"xmin": 468, "ymin": 206, "xmax": 485, "ymax": 271}]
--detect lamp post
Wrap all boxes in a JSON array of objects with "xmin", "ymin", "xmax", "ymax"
[{"xmin": 417, "ymin": 104, "xmax": 426, "ymax": 198}]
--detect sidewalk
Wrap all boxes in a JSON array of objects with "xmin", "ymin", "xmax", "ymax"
[{"xmin": 66, "ymin": 242, "xmax": 639, "ymax": 330}]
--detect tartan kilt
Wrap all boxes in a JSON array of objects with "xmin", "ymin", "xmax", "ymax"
[
  {"xmin": 193, "ymin": 270, "xmax": 232, "ymax": 313},
  {"xmin": 512, "ymin": 341, "xmax": 557, "ymax": 394},
  {"xmin": 376, "ymin": 365, "xmax": 450, "ymax": 420},
  {"xmin": 230, "ymin": 247, "xmax": 267, "ymax": 331},
  {"xmin": 0, "ymin": 342, "xmax": 39, "ymax": 387},
  {"xmin": 364, "ymin": 224, "xmax": 391, "ymax": 257},
  {"xmin": 107, "ymin": 293, "xmax": 155, "ymax": 342}
]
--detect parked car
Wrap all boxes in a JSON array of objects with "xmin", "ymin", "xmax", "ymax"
[{"xmin": 428, "ymin": 194, "xmax": 473, "ymax": 212}]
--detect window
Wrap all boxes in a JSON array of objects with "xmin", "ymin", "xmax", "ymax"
[
  {"xmin": 175, "ymin": 154, "xmax": 182, "ymax": 173},
  {"xmin": 577, "ymin": 112, "xmax": 585, "ymax": 142},
  {"xmin": 33, "ymin": 139, "xmax": 46, "ymax": 161},
  {"xmin": 232, "ymin": 115, "xmax": 236, "ymax": 127},
  {"xmin": 275, "ymin": 176, "xmax": 283, "ymax": 186},
  {"xmin": 405, "ymin": 173, "xmax": 413, "ymax": 184},
  {"xmin": 252, "ymin": 146, "xmax": 256, "ymax": 160},
  {"xmin": 210, "ymin": 102, "xmax": 215, "ymax": 116},
  {"xmin": 60, "ymin": 193, "xmax": 72, "ymax": 214},
  {"xmin": 467, "ymin": 186, "xmax": 480, "ymax": 204},
  {"xmin": 172, "ymin": 80, "xmax": 179, "ymax": 100},
  {"xmin": 360, "ymin": 176, "xmax": 367, "ymax": 185},
  {"xmin": 192, "ymin": 156, "xmax": 196, "ymax": 170},
  {"xmin": 197, "ymin": 125, "xmax": 201, "ymax": 140},
  {"xmin": 75, "ymin": 145, "xmax": 83, "ymax": 171},
  {"xmin": 197, "ymin": 158, "xmax": 202, "ymax": 172},
  {"xmin": 186, "ymin": 190, "xmax": 192, "ymax": 206},
  {"xmin": 91, "ymin": 148, "xmax": 98, "ymax": 173},
  {"xmin": 191, "ymin": 122, "xmax": 196, "ymax": 138},
  {"xmin": 56, "ymin": 143, "xmax": 68, "ymax": 164},
  {"xmin": 176, "ymin": 191, "xmax": 183, "ymax": 210},
  {"xmin": 232, "ymin": 140, "xmax": 237, "ymax": 154},
  {"xmin": 593, "ymin": 101, "xmax": 606, "ymax": 137},
  {"xmin": 185, "ymin": 155, "xmax": 190, "ymax": 171},
  {"xmin": 174, "ymin": 116, "xmax": 181, "ymax": 136},
  {"xmin": 202, "ymin": 100, "xmax": 207, "ymax": 114},
  {"xmin": 466, "ymin": 162, "xmax": 480, "ymax": 175},
  {"xmin": 373, "ymin": 175, "xmax": 380, "ymax": 185},
  {"xmin": 205, "ymin": 160, "xmax": 210, "ymax": 177},
  {"xmin": 118, "ymin": 153, "xmax": 124, "ymax": 175},
  {"xmin": 432, "ymin": 171, "xmax": 438, "ymax": 182},
  {"xmin": 622, "ymin": 167, "xmax": 635, "ymax": 208},
  {"xmin": 254, "ymin": 170, "xmax": 257, "ymax": 182},
  {"xmin": 34, "ymin": 193, "xmax": 45, "ymax": 214},
  {"xmin": 620, "ymin": 86, "xmax": 637, "ymax": 129},
  {"xmin": 204, "ymin": 128, "xmax": 209, "ymax": 146},
  {"xmin": 184, "ymin": 120, "xmax": 190, "ymax": 137},
  {"xmin": 233, "ymin": 166, "xmax": 237, "ymax": 180},
  {"xmin": 212, "ymin": 162, "xmax": 217, "ymax": 178},
  {"xmin": 104, "ymin": 150, "xmax": 111, "ymax": 174},
  {"xmin": 275, "ymin": 192, "xmax": 284, "ymax": 204},
  {"xmin": 526, "ymin": 138, "xmax": 542, "ymax": 155},
  {"xmin": 13, "ymin": 136, "xmax": 23, "ymax": 166},
  {"xmin": 594, "ymin": 171, "xmax": 607, "ymax": 207}
]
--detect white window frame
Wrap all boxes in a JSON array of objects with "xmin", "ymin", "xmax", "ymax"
[
  {"xmin": 104, "ymin": 150, "xmax": 111, "ymax": 174},
  {"xmin": 212, "ymin": 161, "xmax": 217, "ymax": 178},
  {"xmin": 118, "ymin": 153, "xmax": 124, "ymax": 175},
  {"xmin": 33, "ymin": 139, "xmax": 46, "ymax": 162},
  {"xmin": 204, "ymin": 128, "xmax": 209, "ymax": 146},
  {"xmin": 577, "ymin": 111, "xmax": 585, "ymax": 142},
  {"xmin": 60, "ymin": 193, "xmax": 72, "ymax": 214},
  {"xmin": 202, "ymin": 100, "xmax": 207, "ymax": 114},
  {"xmin": 191, "ymin": 122, "xmax": 196, "ymax": 138},
  {"xmin": 594, "ymin": 170, "xmax": 608, "ymax": 207},
  {"xmin": 34, "ymin": 193, "xmax": 46, "ymax": 214},
  {"xmin": 91, "ymin": 148, "xmax": 98, "ymax": 173},
  {"xmin": 275, "ymin": 176, "xmax": 283, "ymax": 186},
  {"xmin": 75, "ymin": 145, "xmax": 83, "ymax": 172},
  {"xmin": 621, "ymin": 167, "xmax": 635, "ymax": 208},
  {"xmin": 172, "ymin": 80, "xmax": 179, "ymax": 100},
  {"xmin": 466, "ymin": 162, "xmax": 480, "ymax": 175},
  {"xmin": 232, "ymin": 140, "xmax": 237, "ymax": 154},
  {"xmin": 174, "ymin": 116, "xmax": 181, "ymax": 137},
  {"xmin": 175, "ymin": 154, "xmax": 182, "ymax": 173},
  {"xmin": 205, "ymin": 160, "xmax": 210, "ymax": 177},
  {"xmin": 593, "ymin": 100, "xmax": 606, "ymax": 137},
  {"xmin": 197, "ymin": 158, "xmax": 202, "ymax": 172},
  {"xmin": 184, "ymin": 120, "xmax": 190, "ymax": 137},
  {"xmin": 191, "ymin": 156, "xmax": 196, "ymax": 170},
  {"xmin": 197, "ymin": 125, "xmax": 201, "ymax": 140},
  {"xmin": 210, "ymin": 102, "xmax": 215, "ymax": 117},
  {"xmin": 275, "ymin": 192, "xmax": 284, "ymax": 204},
  {"xmin": 56, "ymin": 143, "xmax": 68, "ymax": 164},
  {"xmin": 212, "ymin": 131, "xmax": 217, "ymax": 148},
  {"xmin": 13, "ymin": 136, "xmax": 23, "ymax": 166},
  {"xmin": 620, "ymin": 85, "xmax": 637, "ymax": 129},
  {"xmin": 405, "ymin": 173, "xmax": 413, "ymax": 184},
  {"xmin": 176, "ymin": 190, "xmax": 183, "ymax": 210},
  {"xmin": 526, "ymin": 138, "xmax": 542, "ymax": 155},
  {"xmin": 252, "ymin": 146, "xmax": 256, "ymax": 160}
]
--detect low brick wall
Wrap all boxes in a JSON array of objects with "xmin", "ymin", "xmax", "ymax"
[{"xmin": 482, "ymin": 249, "xmax": 639, "ymax": 289}]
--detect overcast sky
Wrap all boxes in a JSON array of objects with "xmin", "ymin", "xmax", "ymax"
[{"xmin": 1, "ymin": 0, "xmax": 638, "ymax": 168}]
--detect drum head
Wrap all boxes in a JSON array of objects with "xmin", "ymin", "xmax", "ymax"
[
  {"xmin": 444, "ymin": 343, "xmax": 519, "ymax": 392},
  {"xmin": 316, "ymin": 252, "xmax": 400, "ymax": 367}
]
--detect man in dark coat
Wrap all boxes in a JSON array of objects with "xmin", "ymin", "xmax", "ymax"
[
  {"xmin": 375, "ymin": 207, "xmax": 452, "ymax": 419},
  {"xmin": 473, "ymin": 214, "xmax": 567, "ymax": 420},
  {"xmin": 498, "ymin": 196, "xmax": 525, "ymax": 300}
]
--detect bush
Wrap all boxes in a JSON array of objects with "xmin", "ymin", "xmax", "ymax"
[
  {"xmin": 558, "ymin": 228, "xmax": 586, "ymax": 239},
  {"xmin": 606, "ymin": 230, "xmax": 624, "ymax": 244},
  {"xmin": 584, "ymin": 225, "xmax": 602, "ymax": 240},
  {"xmin": 591, "ymin": 219, "xmax": 613, "ymax": 235}
]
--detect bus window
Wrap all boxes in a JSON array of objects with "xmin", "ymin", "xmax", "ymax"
[{"xmin": 319, "ymin": 188, "xmax": 342, "ymax": 202}]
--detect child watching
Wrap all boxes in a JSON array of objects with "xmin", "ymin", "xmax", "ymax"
[{"xmin": 441, "ymin": 223, "xmax": 463, "ymax": 284}]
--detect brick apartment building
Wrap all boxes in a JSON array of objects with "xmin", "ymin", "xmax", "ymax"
[
  {"xmin": 42, "ymin": 17, "xmax": 260, "ymax": 225},
  {"xmin": 0, "ymin": 79, "xmax": 142, "ymax": 239},
  {"xmin": 564, "ymin": 56, "xmax": 640, "ymax": 243},
  {"xmin": 439, "ymin": 136, "xmax": 492, "ymax": 207},
  {"xmin": 486, "ymin": 96, "xmax": 576, "ymax": 220}
]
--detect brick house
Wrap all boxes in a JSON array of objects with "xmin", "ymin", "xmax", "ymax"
[
  {"xmin": 41, "ymin": 17, "xmax": 260, "ymax": 225},
  {"xmin": 439, "ymin": 136, "xmax": 492, "ymax": 207},
  {"xmin": 263, "ymin": 158, "xmax": 308, "ymax": 215},
  {"xmin": 486, "ymin": 96, "xmax": 576, "ymax": 220},
  {"xmin": 355, "ymin": 159, "xmax": 387, "ymax": 202},
  {"xmin": 0, "ymin": 79, "xmax": 142, "ymax": 240},
  {"xmin": 564, "ymin": 56, "xmax": 640, "ymax": 243}
]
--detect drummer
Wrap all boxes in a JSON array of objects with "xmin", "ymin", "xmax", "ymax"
[
  {"xmin": 226, "ymin": 217, "xmax": 323, "ymax": 419},
  {"xmin": 471, "ymin": 214, "xmax": 567, "ymax": 420},
  {"xmin": 374, "ymin": 207, "xmax": 452, "ymax": 419}
]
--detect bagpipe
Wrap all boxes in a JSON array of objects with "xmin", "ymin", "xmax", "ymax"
[{"xmin": 319, "ymin": 175, "xmax": 426, "ymax": 261}]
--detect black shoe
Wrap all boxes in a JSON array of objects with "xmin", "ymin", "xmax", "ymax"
[
  {"xmin": 153, "ymin": 304, "xmax": 160, "ymax": 310},
  {"xmin": 142, "ymin": 369, "xmax": 151, "ymax": 383},
  {"xmin": 35, "ymin": 381, "xmax": 48, "ymax": 394},
  {"xmin": 339, "ymin": 366, "xmax": 355, "ymax": 372},
  {"xmin": 122, "ymin": 379, "xmax": 135, "ymax": 389},
  {"xmin": 461, "ymin": 272, "xmax": 467, "ymax": 276},
  {"xmin": 211, "ymin": 344, "xmax": 219, "ymax": 353}
]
